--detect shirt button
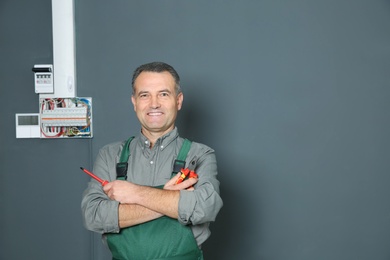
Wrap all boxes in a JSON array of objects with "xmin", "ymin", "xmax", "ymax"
[
  {"xmin": 150, "ymin": 161, "xmax": 154, "ymax": 164},
  {"xmin": 160, "ymin": 145, "xmax": 164, "ymax": 149}
]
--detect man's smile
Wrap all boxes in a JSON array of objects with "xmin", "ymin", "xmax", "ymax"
[{"xmin": 147, "ymin": 111, "xmax": 164, "ymax": 116}]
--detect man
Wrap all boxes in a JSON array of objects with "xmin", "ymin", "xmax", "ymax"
[{"xmin": 81, "ymin": 62, "xmax": 223, "ymax": 260}]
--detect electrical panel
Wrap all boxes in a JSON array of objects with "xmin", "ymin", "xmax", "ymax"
[
  {"xmin": 15, "ymin": 1, "xmax": 94, "ymax": 140},
  {"xmin": 39, "ymin": 97, "xmax": 92, "ymax": 138}
]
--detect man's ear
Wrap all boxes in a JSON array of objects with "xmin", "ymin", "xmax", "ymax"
[
  {"xmin": 131, "ymin": 95, "xmax": 136, "ymax": 111},
  {"xmin": 177, "ymin": 92, "xmax": 184, "ymax": 110}
]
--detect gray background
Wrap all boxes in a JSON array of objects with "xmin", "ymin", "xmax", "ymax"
[{"xmin": 1, "ymin": 0, "xmax": 390, "ymax": 259}]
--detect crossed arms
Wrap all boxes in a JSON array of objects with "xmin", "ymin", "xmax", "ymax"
[
  {"xmin": 81, "ymin": 142, "xmax": 222, "ymax": 235},
  {"xmin": 103, "ymin": 173, "xmax": 197, "ymax": 228}
]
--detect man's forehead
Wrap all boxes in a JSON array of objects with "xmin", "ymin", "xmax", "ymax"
[{"xmin": 134, "ymin": 72, "xmax": 175, "ymax": 91}]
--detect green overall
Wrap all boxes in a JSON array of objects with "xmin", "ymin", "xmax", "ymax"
[{"xmin": 106, "ymin": 137, "xmax": 203, "ymax": 260}]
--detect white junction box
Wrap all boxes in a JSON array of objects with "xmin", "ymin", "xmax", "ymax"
[
  {"xmin": 15, "ymin": 113, "xmax": 40, "ymax": 138},
  {"xmin": 33, "ymin": 64, "xmax": 54, "ymax": 94}
]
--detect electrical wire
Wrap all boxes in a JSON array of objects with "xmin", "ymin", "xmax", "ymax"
[{"xmin": 40, "ymin": 97, "xmax": 92, "ymax": 138}]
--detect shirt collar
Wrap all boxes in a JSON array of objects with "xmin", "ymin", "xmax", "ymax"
[{"xmin": 139, "ymin": 127, "xmax": 179, "ymax": 150}]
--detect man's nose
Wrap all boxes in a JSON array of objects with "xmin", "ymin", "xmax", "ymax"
[{"xmin": 150, "ymin": 95, "xmax": 161, "ymax": 109}]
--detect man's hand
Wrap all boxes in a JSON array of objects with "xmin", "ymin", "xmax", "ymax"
[
  {"xmin": 164, "ymin": 172, "xmax": 198, "ymax": 191},
  {"xmin": 103, "ymin": 180, "xmax": 140, "ymax": 204}
]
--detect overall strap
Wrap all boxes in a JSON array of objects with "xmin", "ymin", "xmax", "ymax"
[
  {"xmin": 173, "ymin": 139, "xmax": 192, "ymax": 174},
  {"xmin": 116, "ymin": 136, "xmax": 134, "ymax": 180}
]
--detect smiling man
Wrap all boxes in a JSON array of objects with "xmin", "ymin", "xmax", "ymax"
[
  {"xmin": 131, "ymin": 70, "xmax": 183, "ymax": 142},
  {"xmin": 81, "ymin": 62, "xmax": 223, "ymax": 260}
]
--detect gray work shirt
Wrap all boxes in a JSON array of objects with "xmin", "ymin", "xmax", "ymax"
[{"xmin": 81, "ymin": 127, "xmax": 223, "ymax": 246}]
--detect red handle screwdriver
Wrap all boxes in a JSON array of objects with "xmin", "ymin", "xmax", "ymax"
[{"xmin": 80, "ymin": 167, "xmax": 109, "ymax": 186}]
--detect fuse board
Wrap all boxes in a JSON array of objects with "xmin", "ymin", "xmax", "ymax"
[{"xmin": 39, "ymin": 97, "xmax": 92, "ymax": 138}]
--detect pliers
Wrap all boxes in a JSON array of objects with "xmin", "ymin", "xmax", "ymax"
[{"xmin": 175, "ymin": 156, "xmax": 198, "ymax": 184}]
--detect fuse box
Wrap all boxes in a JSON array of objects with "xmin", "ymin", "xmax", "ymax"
[{"xmin": 39, "ymin": 97, "xmax": 92, "ymax": 138}]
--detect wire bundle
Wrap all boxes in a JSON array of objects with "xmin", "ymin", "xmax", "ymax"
[{"xmin": 39, "ymin": 98, "xmax": 92, "ymax": 138}]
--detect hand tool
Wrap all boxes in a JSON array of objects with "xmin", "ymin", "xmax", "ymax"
[
  {"xmin": 80, "ymin": 167, "xmax": 109, "ymax": 186},
  {"xmin": 175, "ymin": 157, "xmax": 198, "ymax": 184}
]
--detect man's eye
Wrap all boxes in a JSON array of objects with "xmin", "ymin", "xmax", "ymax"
[{"xmin": 160, "ymin": 92, "xmax": 169, "ymax": 97}]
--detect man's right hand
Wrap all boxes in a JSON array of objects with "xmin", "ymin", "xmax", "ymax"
[{"xmin": 164, "ymin": 172, "xmax": 198, "ymax": 191}]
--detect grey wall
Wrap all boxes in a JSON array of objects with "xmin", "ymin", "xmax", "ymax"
[
  {"xmin": 0, "ymin": 1, "xmax": 91, "ymax": 259},
  {"xmin": 1, "ymin": 0, "xmax": 390, "ymax": 259}
]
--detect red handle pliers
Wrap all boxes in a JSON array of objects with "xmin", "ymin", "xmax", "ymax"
[{"xmin": 176, "ymin": 156, "xmax": 198, "ymax": 184}]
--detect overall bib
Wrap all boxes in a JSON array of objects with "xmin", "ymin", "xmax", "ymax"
[{"xmin": 107, "ymin": 137, "xmax": 203, "ymax": 260}]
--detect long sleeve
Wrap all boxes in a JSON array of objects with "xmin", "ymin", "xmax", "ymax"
[
  {"xmin": 81, "ymin": 143, "xmax": 122, "ymax": 234},
  {"xmin": 177, "ymin": 143, "xmax": 223, "ymax": 245},
  {"xmin": 178, "ymin": 147, "xmax": 222, "ymax": 224}
]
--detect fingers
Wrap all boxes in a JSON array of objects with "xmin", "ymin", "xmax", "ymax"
[
  {"xmin": 178, "ymin": 177, "xmax": 198, "ymax": 190},
  {"xmin": 102, "ymin": 180, "xmax": 119, "ymax": 195},
  {"xmin": 165, "ymin": 172, "xmax": 181, "ymax": 187},
  {"xmin": 165, "ymin": 176, "xmax": 198, "ymax": 191},
  {"xmin": 103, "ymin": 180, "xmax": 137, "ymax": 204}
]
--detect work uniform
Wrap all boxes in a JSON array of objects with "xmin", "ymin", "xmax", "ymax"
[{"xmin": 81, "ymin": 128, "xmax": 223, "ymax": 259}]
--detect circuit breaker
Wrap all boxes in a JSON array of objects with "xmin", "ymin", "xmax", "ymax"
[
  {"xmin": 39, "ymin": 97, "xmax": 92, "ymax": 138},
  {"xmin": 32, "ymin": 64, "xmax": 54, "ymax": 94}
]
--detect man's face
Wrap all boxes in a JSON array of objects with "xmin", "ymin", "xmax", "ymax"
[{"xmin": 131, "ymin": 71, "xmax": 183, "ymax": 137}]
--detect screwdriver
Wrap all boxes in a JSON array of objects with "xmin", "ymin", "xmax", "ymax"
[{"xmin": 80, "ymin": 167, "xmax": 109, "ymax": 186}]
